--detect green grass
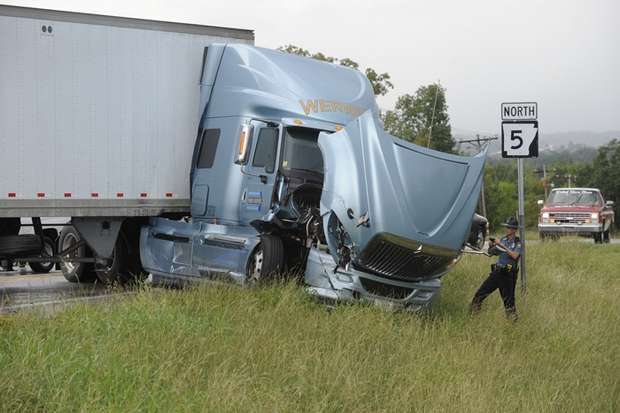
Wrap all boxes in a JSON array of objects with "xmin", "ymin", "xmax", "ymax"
[{"xmin": 1, "ymin": 241, "xmax": 619, "ymax": 412}]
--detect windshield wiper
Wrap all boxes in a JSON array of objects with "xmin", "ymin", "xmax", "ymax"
[{"xmin": 568, "ymin": 193, "xmax": 584, "ymax": 206}]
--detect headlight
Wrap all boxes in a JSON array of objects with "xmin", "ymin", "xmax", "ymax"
[
  {"xmin": 591, "ymin": 213, "xmax": 599, "ymax": 223},
  {"xmin": 541, "ymin": 212, "xmax": 549, "ymax": 223},
  {"xmin": 542, "ymin": 212, "xmax": 549, "ymax": 219}
]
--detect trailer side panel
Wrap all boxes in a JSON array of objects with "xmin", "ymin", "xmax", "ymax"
[{"xmin": 0, "ymin": 8, "xmax": 253, "ymax": 217}]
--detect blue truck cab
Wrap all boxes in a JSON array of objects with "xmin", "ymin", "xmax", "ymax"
[{"xmin": 140, "ymin": 44, "xmax": 487, "ymax": 310}]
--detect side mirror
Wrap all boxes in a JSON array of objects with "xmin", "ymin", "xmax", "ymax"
[
  {"xmin": 235, "ymin": 124, "xmax": 253, "ymax": 164},
  {"xmin": 606, "ymin": 200, "xmax": 615, "ymax": 206},
  {"xmin": 537, "ymin": 200, "xmax": 544, "ymax": 206}
]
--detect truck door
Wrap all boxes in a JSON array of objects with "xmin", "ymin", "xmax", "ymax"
[
  {"xmin": 239, "ymin": 121, "xmax": 281, "ymax": 224},
  {"xmin": 191, "ymin": 128, "xmax": 220, "ymax": 218}
]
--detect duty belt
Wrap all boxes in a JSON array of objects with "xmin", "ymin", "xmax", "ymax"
[{"xmin": 496, "ymin": 263, "xmax": 515, "ymax": 271}]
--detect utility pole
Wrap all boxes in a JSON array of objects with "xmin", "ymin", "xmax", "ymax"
[
  {"xmin": 427, "ymin": 82, "xmax": 440, "ymax": 148},
  {"xmin": 543, "ymin": 164, "xmax": 548, "ymax": 199},
  {"xmin": 458, "ymin": 134, "xmax": 498, "ymax": 220},
  {"xmin": 534, "ymin": 164, "xmax": 549, "ymax": 199}
]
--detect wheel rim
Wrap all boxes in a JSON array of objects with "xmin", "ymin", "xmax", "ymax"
[
  {"xmin": 247, "ymin": 246, "xmax": 264, "ymax": 284},
  {"xmin": 39, "ymin": 240, "xmax": 54, "ymax": 269},
  {"xmin": 61, "ymin": 232, "xmax": 81, "ymax": 275}
]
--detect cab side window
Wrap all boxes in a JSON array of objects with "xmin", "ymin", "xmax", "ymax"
[
  {"xmin": 196, "ymin": 129, "xmax": 220, "ymax": 169},
  {"xmin": 252, "ymin": 127, "xmax": 278, "ymax": 173}
]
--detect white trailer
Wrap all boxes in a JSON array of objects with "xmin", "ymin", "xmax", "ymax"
[
  {"xmin": 0, "ymin": 5, "xmax": 253, "ymax": 278},
  {"xmin": 0, "ymin": 5, "xmax": 254, "ymax": 217}
]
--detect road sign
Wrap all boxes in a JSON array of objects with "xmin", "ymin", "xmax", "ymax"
[
  {"xmin": 501, "ymin": 120, "xmax": 539, "ymax": 158},
  {"xmin": 501, "ymin": 102, "xmax": 537, "ymax": 120},
  {"xmin": 500, "ymin": 101, "xmax": 539, "ymax": 296}
]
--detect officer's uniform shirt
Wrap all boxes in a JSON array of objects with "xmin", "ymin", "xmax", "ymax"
[{"xmin": 491, "ymin": 235, "xmax": 521, "ymax": 267}]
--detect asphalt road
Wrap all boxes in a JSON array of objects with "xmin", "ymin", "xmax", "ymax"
[{"xmin": 0, "ymin": 270, "xmax": 120, "ymax": 314}]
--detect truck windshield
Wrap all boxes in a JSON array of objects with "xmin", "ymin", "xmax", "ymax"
[
  {"xmin": 547, "ymin": 190, "xmax": 599, "ymax": 205},
  {"xmin": 281, "ymin": 127, "xmax": 324, "ymax": 175}
]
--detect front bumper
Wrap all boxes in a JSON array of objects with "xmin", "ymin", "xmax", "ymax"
[
  {"xmin": 304, "ymin": 247, "xmax": 442, "ymax": 312},
  {"xmin": 538, "ymin": 223, "xmax": 602, "ymax": 234}
]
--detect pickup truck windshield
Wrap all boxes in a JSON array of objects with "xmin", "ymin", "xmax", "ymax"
[
  {"xmin": 548, "ymin": 190, "xmax": 599, "ymax": 205},
  {"xmin": 281, "ymin": 127, "xmax": 324, "ymax": 175}
]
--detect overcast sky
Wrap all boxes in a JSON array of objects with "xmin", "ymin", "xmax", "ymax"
[{"xmin": 4, "ymin": 0, "xmax": 619, "ymax": 135}]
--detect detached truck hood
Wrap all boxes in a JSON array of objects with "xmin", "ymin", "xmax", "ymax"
[{"xmin": 318, "ymin": 111, "xmax": 487, "ymax": 280}]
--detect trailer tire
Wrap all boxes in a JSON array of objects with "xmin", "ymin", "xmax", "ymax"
[
  {"xmin": 246, "ymin": 235, "xmax": 284, "ymax": 285},
  {"xmin": 0, "ymin": 218, "xmax": 21, "ymax": 236},
  {"xmin": 29, "ymin": 236, "xmax": 55, "ymax": 274},
  {"xmin": 0, "ymin": 235, "xmax": 42, "ymax": 258},
  {"xmin": 58, "ymin": 227, "xmax": 97, "ymax": 283}
]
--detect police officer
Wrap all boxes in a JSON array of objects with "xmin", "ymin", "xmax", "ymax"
[{"xmin": 470, "ymin": 217, "xmax": 521, "ymax": 319}]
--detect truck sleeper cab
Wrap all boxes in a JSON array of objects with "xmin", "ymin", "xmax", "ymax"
[{"xmin": 141, "ymin": 44, "xmax": 488, "ymax": 310}]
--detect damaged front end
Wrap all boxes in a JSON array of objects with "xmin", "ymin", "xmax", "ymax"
[{"xmin": 304, "ymin": 111, "xmax": 487, "ymax": 311}]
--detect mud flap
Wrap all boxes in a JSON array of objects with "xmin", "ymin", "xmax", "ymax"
[{"xmin": 72, "ymin": 217, "xmax": 123, "ymax": 259}]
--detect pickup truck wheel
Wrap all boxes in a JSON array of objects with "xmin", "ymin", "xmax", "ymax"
[
  {"xmin": 29, "ymin": 236, "xmax": 55, "ymax": 274},
  {"xmin": 593, "ymin": 232, "xmax": 603, "ymax": 244},
  {"xmin": 246, "ymin": 235, "xmax": 284, "ymax": 285},
  {"xmin": 602, "ymin": 229, "xmax": 611, "ymax": 244},
  {"xmin": 58, "ymin": 227, "xmax": 97, "ymax": 283}
]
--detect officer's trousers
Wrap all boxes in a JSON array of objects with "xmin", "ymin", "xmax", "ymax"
[{"xmin": 471, "ymin": 266, "xmax": 518, "ymax": 318}]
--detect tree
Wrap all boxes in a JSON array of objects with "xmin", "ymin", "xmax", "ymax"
[
  {"xmin": 589, "ymin": 139, "xmax": 620, "ymax": 227},
  {"xmin": 278, "ymin": 45, "xmax": 394, "ymax": 96},
  {"xmin": 382, "ymin": 83, "xmax": 455, "ymax": 153}
]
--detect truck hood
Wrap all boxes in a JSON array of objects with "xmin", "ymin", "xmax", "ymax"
[
  {"xmin": 318, "ymin": 111, "xmax": 487, "ymax": 267},
  {"xmin": 542, "ymin": 205, "xmax": 601, "ymax": 212}
]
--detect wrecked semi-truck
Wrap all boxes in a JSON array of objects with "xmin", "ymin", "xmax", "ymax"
[
  {"xmin": 140, "ymin": 44, "xmax": 487, "ymax": 309},
  {"xmin": 1, "ymin": 6, "xmax": 487, "ymax": 309}
]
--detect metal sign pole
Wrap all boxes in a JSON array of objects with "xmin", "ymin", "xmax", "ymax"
[{"xmin": 517, "ymin": 158, "xmax": 526, "ymax": 295}]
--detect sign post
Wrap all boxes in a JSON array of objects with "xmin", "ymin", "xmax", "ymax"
[{"xmin": 501, "ymin": 102, "xmax": 539, "ymax": 295}]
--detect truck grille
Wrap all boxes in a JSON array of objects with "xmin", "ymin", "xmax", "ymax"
[
  {"xmin": 359, "ymin": 277, "xmax": 413, "ymax": 299},
  {"xmin": 550, "ymin": 212, "xmax": 591, "ymax": 224},
  {"xmin": 355, "ymin": 238, "xmax": 454, "ymax": 280}
]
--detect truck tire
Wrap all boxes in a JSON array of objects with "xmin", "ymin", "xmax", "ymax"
[
  {"xmin": 602, "ymin": 229, "xmax": 611, "ymax": 244},
  {"xmin": 593, "ymin": 232, "xmax": 603, "ymax": 244},
  {"xmin": 0, "ymin": 235, "xmax": 42, "ymax": 258},
  {"xmin": 29, "ymin": 236, "xmax": 55, "ymax": 274},
  {"xmin": 58, "ymin": 227, "xmax": 97, "ymax": 283},
  {"xmin": 246, "ymin": 235, "xmax": 284, "ymax": 285},
  {"xmin": 95, "ymin": 235, "xmax": 132, "ymax": 285}
]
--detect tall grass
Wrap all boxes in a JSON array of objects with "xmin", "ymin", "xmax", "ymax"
[{"xmin": 1, "ymin": 240, "xmax": 618, "ymax": 412}]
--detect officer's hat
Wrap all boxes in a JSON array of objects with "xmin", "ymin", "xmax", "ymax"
[{"xmin": 501, "ymin": 216, "xmax": 519, "ymax": 229}]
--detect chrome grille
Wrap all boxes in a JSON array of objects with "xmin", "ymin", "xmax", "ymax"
[
  {"xmin": 359, "ymin": 277, "xmax": 413, "ymax": 299},
  {"xmin": 355, "ymin": 239, "xmax": 454, "ymax": 280},
  {"xmin": 550, "ymin": 212, "xmax": 591, "ymax": 223}
]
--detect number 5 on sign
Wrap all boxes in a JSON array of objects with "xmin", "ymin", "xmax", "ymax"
[{"xmin": 501, "ymin": 121, "xmax": 538, "ymax": 158}]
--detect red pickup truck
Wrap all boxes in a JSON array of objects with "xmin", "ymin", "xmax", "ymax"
[{"xmin": 538, "ymin": 188, "xmax": 615, "ymax": 243}]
